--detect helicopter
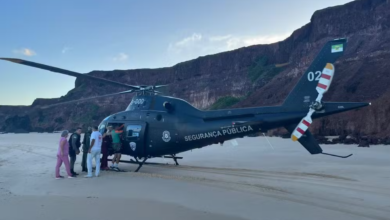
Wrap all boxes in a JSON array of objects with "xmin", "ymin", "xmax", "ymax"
[{"xmin": 1, "ymin": 38, "xmax": 370, "ymax": 172}]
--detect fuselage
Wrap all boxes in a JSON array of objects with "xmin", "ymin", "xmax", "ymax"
[
  {"xmin": 99, "ymin": 95, "xmax": 291, "ymax": 158},
  {"xmin": 98, "ymin": 94, "xmax": 367, "ymax": 159}
]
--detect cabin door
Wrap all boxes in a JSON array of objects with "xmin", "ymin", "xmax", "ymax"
[{"xmin": 124, "ymin": 122, "xmax": 147, "ymax": 158}]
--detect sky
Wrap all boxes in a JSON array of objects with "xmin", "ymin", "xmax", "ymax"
[{"xmin": 0, "ymin": 0, "xmax": 353, "ymax": 106}]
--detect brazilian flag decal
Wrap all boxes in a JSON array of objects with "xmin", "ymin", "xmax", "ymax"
[{"xmin": 331, "ymin": 44, "xmax": 343, "ymax": 53}]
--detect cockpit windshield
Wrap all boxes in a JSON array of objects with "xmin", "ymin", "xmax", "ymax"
[
  {"xmin": 98, "ymin": 124, "xmax": 106, "ymax": 134},
  {"xmin": 98, "ymin": 116, "xmax": 110, "ymax": 134}
]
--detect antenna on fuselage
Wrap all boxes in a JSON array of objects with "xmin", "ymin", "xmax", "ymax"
[{"xmin": 263, "ymin": 133, "xmax": 275, "ymax": 150}]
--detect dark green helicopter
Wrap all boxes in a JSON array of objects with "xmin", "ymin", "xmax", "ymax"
[{"xmin": 1, "ymin": 38, "xmax": 370, "ymax": 172}]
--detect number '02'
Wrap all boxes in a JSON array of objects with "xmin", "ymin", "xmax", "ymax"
[{"xmin": 307, "ymin": 71, "xmax": 322, "ymax": 81}]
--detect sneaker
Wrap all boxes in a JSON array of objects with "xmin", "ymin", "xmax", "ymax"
[
  {"xmin": 72, "ymin": 172, "xmax": 79, "ymax": 176},
  {"xmin": 113, "ymin": 167, "xmax": 120, "ymax": 171},
  {"xmin": 84, "ymin": 175, "xmax": 93, "ymax": 178},
  {"xmin": 56, "ymin": 176, "xmax": 64, "ymax": 179},
  {"xmin": 68, "ymin": 175, "xmax": 75, "ymax": 179}
]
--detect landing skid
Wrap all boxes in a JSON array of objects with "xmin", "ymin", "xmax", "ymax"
[
  {"xmin": 108, "ymin": 158, "xmax": 146, "ymax": 172},
  {"xmin": 321, "ymin": 152, "xmax": 353, "ymax": 158},
  {"xmin": 109, "ymin": 159, "xmax": 162, "ymax": 165},
  {"xmin": 89, "ymin": 166, "xmax": 127, "ymax": 172},
  {"xmin": 135, "ymin": 158, "xmax": 147, "ymax": 172},
  {"xmin": 163, "ymin": 154, "xmax": 181, "ymax": 165},
  {"xmin": 105, "ymin": 167, "xmax": 127, "ymax": 172},
  {"xmin": 108, "ymin": 154, "xmax": 183, "ymax": 172}
]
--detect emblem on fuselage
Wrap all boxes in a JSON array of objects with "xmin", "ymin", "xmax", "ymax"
[
  {"xmin": 162, "ymin": 131, "xmax": 171, "ymax": 142},
  {"xmin": 130, "ymin": 142, "xmax": 136, "ymax": 151}
]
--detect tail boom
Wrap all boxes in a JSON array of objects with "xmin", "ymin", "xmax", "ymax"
[{"xmin": 313, "ymin": 102, "xmax": 370, "ymax": 119}]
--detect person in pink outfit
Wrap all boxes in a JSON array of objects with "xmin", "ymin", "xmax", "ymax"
[{"xmin": 55, "ymin": 130, "xmax": 75, "ymax": 179}]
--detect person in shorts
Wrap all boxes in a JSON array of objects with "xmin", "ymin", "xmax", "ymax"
[{"xmin": 110, "ymin": 124, "xmax": 124, "ymax": 171}]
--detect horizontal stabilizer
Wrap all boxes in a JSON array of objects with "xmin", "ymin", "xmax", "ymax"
[{"xmin": 320, "ymin": 102, "xmax": 370, "ymax": 116}]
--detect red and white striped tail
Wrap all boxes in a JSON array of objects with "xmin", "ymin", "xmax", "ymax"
[
  {"xmin": 291, "ymin": 116, "xmax": 313, "ymax": 141},
  {"xmin": 316, "ymin": 63, "xmax": 334, "ymax": 94}
]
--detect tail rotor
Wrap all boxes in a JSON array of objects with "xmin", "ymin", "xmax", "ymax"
[
  {"xmin": 291, "ymin": 63, "xmax": 335, "ymax": 141},
  {"xmin": 289, "ymin": 63, "xmax": 354, "ymax": 158}
]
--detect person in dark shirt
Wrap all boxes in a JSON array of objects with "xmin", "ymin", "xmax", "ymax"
[
  {"xmin": 68, "ymin": 127, "xmax": 82, "ymax": 176},
  {"xmin": 81, "ymin": 126, "xmax": 92, "ymax": 172},
  {"xmin": 101, "ymin": 126, "xmax": 113, "ymax": 170}
]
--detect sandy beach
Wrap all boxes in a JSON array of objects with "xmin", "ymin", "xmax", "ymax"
[{"xmin": 0, "ymin": 133, "xmax": 389, "ymax": 220}]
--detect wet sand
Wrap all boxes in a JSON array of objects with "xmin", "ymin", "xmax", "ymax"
[{"xmin": 0, "ymin": 133, "xmax": 389, "ymax": 220}]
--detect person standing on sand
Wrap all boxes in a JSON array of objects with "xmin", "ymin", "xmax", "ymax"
[
  {"xmin": 55, "ymin": 130, "xmax": 75, "ymax": 179},
  {"xmin": 68, "ymin": 127, "xmax": 82, "ymax": 176},
  {"xmin": 110, "ymin": 124, "xmax": 124, "ymax": 171},
  {"xmin": 101, "ymin": 125, "xmax": 113, "ymax": 170},
  {"xmin": 81, "ymin": 126, "xmax": 92, "ymax": 172},
  {"xmin": 85, "ymin": 126, "xmax": 103, "ymax": 178}
]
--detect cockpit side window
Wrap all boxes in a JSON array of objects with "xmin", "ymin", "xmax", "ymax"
[{"xmin": 126, "ymin": 125, "xmax": 142, "ymax": 138}]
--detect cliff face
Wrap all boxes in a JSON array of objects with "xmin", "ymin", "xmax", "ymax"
[
  {"xmin": 1, "ymin": 0, "xmax": 389, "ymax": 138},
  {"xmin": 236, "ymin": 0, "xmax": 390, "ymax": 138}
]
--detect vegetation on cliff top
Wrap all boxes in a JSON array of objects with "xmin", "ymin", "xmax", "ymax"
[
  {"xmin": 208, "ymin": 56, "xmax": 288, "ymax": 110},
  {"xmin": 247, "ymin": 56, "xmax": 285, "ymax": 83},
  {"xmin": 209, "ymin": 96, "xmax": 242, "ymax": 110}
]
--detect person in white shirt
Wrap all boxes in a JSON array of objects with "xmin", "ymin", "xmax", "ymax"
[{"xmin": 85, "ymin": 126, "xmax": 103, "ymax": 178}]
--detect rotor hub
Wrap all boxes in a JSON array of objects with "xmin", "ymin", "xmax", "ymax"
[{"xmin": 310, "ymin": 101, "xmax": 323, "ymax": 111}]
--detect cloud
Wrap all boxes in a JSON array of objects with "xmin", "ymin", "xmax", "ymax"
[
  {"xmin": 168, "ymin": 33, "xmax": 202, "ymax": 54},
  {"xmin": 208, "ymin": 35, "xmax": 232, "ymax": 42},
  {"xmin": 61, "ymin": 47, "xmax": 72, "ymax": 54},
  {"xmin": 166, "ymin": 32, "xmax": 290, "ymax": 64},
  {"xmin": 227, "ymin": 34, "xmax": 290, "ymax": 49},
  {"xmin": 112, "ymin": 52, "xmax": 129, "ymax": 62},
  {"xmin": 13, "ymin": 48, "xmax": 37, "ymax": 56},
  {"xmin": 175, "ymin": 33, "xmax": 202, "ymax": 47}
]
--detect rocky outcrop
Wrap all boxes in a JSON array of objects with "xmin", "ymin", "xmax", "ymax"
[
  {"xmin": 2, "ymin": 115, "xmax": 32, "ymax": 133},
  {"xmin": 1, "ymin": 0, "xmax": 390, "ymax": 142}
]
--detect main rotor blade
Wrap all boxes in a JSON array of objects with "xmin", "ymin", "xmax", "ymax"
[
  {"xmin": 155, "ymin": 85, "xmax": 170, "ymax": 94},
  {"xmin": 155, "ymin": 85, "xmax": 168, "ymax": 88},
  {"xmin": 40, "ymin": 90, "xmax": 135, "ymax": 109},
  {"xmin": 0, "ymin": 58, "xmax": 140, "ymax": 90}
]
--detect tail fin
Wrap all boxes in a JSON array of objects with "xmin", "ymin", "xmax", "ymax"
[
  {"xmin": 285, "ymin": 123, "xmax": 353, "ymax": 158},
  {"xmin": 282, "ymin": 38, "xmax": 347, "ymax": 110},
  {"xmin": 285, "ymin": 124, "xmax": 322, "ymax": 154}
]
